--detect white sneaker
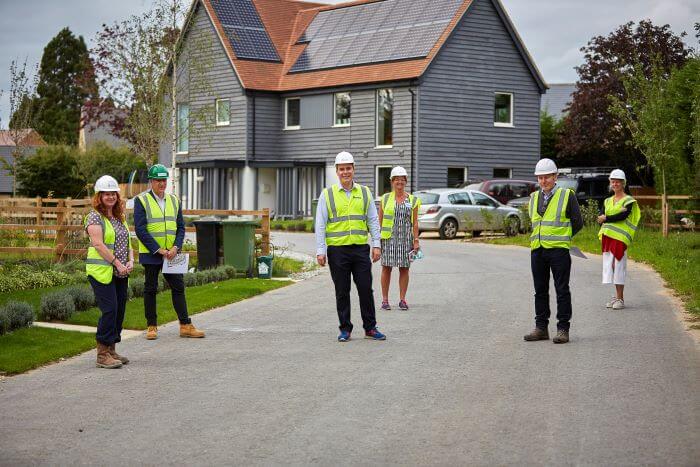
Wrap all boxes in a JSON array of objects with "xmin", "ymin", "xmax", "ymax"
[
  {"xmin": 612, "ymin": 299, "xmax": 625, "ymax": 310},
  {"xmin": 606, "ymin": 297, "xmax": 619, "ymax": 308}
]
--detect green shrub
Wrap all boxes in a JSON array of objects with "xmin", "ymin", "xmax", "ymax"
[
  {"xmin": 184, "ymin": 273, "xmax": 198, "ymax": 287},
  {"xmin": 580, "ymin": 199, "xmax": 600, "ymax": 227},
  {"xmin": 16, "ymin": 145, "xmax": 87, "ymax": 198},
  {"xmin": 64, "ymin": 285, "xmax": 95, "ymax": 311},
  {"xmin": 52, "ymin": 259, "xmax": 85, "ymax": 275},
  {"xmin": 222, "ymin": 265, "xmax": 237, "ymax": 279},
  {"xmin": 129, "ymin": 277, "xmax": 145, "ymax": 297},
  {"xmin": 212, "ymin": 268, "xmax": 228, "ymax": 282},
  {"xmin": 40, "ymin": 291, "xmax": 75, "ymax": 321},
  {"xmin": 0, "ymin": 301, "xmax": 34, "ymax": 335},
  {"xmin": 0, "ymin": 267, "xmax": 73, "ymax": 293},
  {"xmin": 127, "ymin": 284, "xmax": 134, "ymax": 301}
]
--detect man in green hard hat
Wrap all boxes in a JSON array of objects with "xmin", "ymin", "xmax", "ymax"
[{"xmin": 134, "ymin": 164, "xmax": 205, "ymax": 340}]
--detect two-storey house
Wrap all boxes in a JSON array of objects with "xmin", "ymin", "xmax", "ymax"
[{"xmin": 162, "ymin": 0, "xmax": 547, "ymax": 217}]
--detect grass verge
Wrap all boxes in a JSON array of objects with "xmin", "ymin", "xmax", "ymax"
[
  {"xmin": 272, "ymin": 256, "xmax": 313, "ymax": 277},
  {"xmin": 65, "ymin": 278, "xmax": 292, "ymax": 330},
  {"xmin": 481, "ymin": 226, "xmax": 700, "ymax": 318},
  {"xmin": 0, "ymin": 327, "xmax": 96, "ymax": 375}
]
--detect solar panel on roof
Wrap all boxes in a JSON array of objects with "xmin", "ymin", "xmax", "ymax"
[
  {"xmin": 210, "ymin": 0, "xmax": 280, "ymax": 62},
  {"xmin": 290, "ymin": 0, "xmax": 463, "ymax": 73}
]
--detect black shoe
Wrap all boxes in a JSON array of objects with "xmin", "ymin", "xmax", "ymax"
[
  {"xmin": 552, "ymin": 330, "xmax": 569, "ymax": 344},
  {"xmin": 523, "ymin": 328, "xmax": 549, "ymax": 341}
]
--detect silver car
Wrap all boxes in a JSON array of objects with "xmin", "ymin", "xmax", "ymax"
[{"xmin": 416, "ymin": 189, "xmax": 524, "ymax": 239}]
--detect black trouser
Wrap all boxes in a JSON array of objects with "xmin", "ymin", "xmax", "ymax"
[
  {"xmin": 89, "ymin": 276, "xmax": 129, "ymax": 345},
  {"xmin": 143, "ymin": 264, "xmax": 190, "ymax": 326},
  {"xmin": 531, "ymin": 247, "xmax": 572, "ymax": 331},
  {"xmin": 327, "ymin": 244, "xmax": 377, "ymax": 333}
]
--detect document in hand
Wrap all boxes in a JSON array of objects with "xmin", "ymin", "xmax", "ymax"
[
  {"xmin": 162, "ymin": 253, "xmax": 190, "ymax": 274},
  {"xmin": 569, "ymin": 247, "xmax": 587, "ymax": 259}
]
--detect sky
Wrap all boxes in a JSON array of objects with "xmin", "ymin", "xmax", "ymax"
[{"xmin": 0, "ymin": 0, "xmax": 698, "ymax": 127}]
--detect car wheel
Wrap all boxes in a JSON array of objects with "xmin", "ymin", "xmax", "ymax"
[
  {"xmin": 505, "ymin": 216, "xmax": 520, "ymax": 237},
  {"xmin": 472, "ymin": 230, "xmax": 482, "ymax": 238},
  {"xmin": 439, "ymin": 218, "xmax": 458, "ymax": 240}
]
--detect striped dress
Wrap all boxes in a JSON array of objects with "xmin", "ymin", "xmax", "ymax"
[{"xmin": 381, "ymin": 198, "xmax": 414, "ymax": 268}]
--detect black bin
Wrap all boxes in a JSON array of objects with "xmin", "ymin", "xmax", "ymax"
[{"xmin": 193, "ymin": 220, "xmax": 223, "ymax": 270}]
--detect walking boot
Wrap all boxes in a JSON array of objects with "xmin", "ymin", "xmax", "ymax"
[
  {"xmin": 146, "ymin": 326, "xmax": 157, "ymax": 340},
  {"xmin": 108, "ymin": 344, "xmax": 129, "ymax": 364},
  {"xmin": 552, "ymin": 330, "xmax": 570, "ymax": 344},
  {"xmin": 180, "ymin": 323, "xmax": 205, "ymax": 338},
  {"xmin": 96, "ymin": 343, "xmax": 122, "ymax": 369},
  {"xmin": 523, "ymin": 328, "xmax": 549, "ymax": 341}
]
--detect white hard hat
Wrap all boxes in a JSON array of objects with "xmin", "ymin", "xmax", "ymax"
[
  {"xmin": 94, "ymin": 175, "xmax": 120, "ymax": 193},
  {"xmin": 609, "ymin": 169, "xmax": 626, "ymax": 181},
  {"xmin": 334, "ymin": 151, "xmax": 355, "ymax": 165},
  {"xmin": 390, "ymin": 166, "xmax": 408, "ymax": 179},
  {"xmin": 534, "ymin": 158, "xmax": 558, "ymax": 175}
]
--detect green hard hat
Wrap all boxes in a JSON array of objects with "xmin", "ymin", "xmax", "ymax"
[{"xmin": 148, "ymin": 164, "xmax": 169, "ymax": 179}]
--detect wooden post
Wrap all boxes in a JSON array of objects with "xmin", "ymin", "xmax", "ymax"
[
  {"xmin": 262, "ymin": 208, "xmax": 270, "ymax": 256},
  {"xmin": 55, "ymin": 200, "xmax": 66, "ymax": 261},
  {"xmin": 662, "ymin": 194, "xmax": 669, "ymax": 238}
]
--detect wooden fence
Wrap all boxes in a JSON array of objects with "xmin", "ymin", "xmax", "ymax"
[
  {"xmin": 0, "ymin": 197, "xmax": 270, "ymax": 260},
  {"xmin": 635, "ymin": 195, "xmax": 697, "ymax": 237}
]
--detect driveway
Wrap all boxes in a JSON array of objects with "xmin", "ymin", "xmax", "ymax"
[{"xmin": 0, "ymin": 236, "xmax": 698, "ymax": 465}]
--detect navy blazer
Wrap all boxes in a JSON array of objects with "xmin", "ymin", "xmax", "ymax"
[{"xmin": 134, "ymin": 190, "xmax": 186, "ymax": 265}]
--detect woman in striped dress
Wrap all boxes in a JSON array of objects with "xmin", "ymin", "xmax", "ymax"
[{"xmin": 378, "ymin": 167, "xmax": 421, "ymax": 310}]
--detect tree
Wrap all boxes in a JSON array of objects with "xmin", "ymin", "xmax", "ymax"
[
  {"xmin": 540, "ymin": 111, "xmax": 563, "ymax": 160},
  {"xmin": 15, "ymin": 146, "xmax": 86, "ymax": 198},
  {"xmin": 559, "ymin": 20, "xmax": 690, "ymax": 183},
  {"xmin": 75, "ymin": 142, "xmax": 147, "ymax": 189},
  {"xmin": 34, "ymin": 28, "xmax": 98, "ymax": 145}
]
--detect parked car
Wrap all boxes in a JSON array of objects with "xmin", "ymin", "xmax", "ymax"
[
  {"xmin": 416, "ymin": 189, "xmax": 525, "ymax": 239},
  {"xmin": 460, "ymin": 179, "xmax": 537, "ymax": 204},
  {"xmin": 507, "ymin": 173, "xmax": 612, "ymax": 210}
]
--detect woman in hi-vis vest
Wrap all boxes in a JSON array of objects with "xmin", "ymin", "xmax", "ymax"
[
  {"xmin": 597, "ymin": 169, "xmax": 641, "ymax": 310},
  {"xmin": 85, "ymin": 175, "xmax": 134, "ymax": 369},
  {"xmin": 378, "ymin": 166, "xmax": 421, "ymax": 310}
]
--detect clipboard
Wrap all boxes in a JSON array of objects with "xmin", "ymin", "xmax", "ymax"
[{"xmin": 162, "ymin": 253, "xmax": 190, "ymax": 274}]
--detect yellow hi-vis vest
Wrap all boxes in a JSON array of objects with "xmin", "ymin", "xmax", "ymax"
[
  {"xmin": 324, "ymin": 183, "xmax": 371, "ymax": 246},
  {"xmin": 598, "ymin": 195, "xmax": 640, "ymax": 246},
  {"xmin": 380, "ymin": 192, "xmax": 421, "ymax": 239},
  {"xmin": 529, "ymin": 187, "xmax": 573, "ymax": 250},
  {"xmin": 136, "ymin": 192, "xmax": 179, "ymax": 253},
  {"xmin": 85, "ymin": 213, "xmax": 130, "ymax": 284}
]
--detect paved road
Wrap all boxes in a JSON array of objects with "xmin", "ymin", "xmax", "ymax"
[{"xmin": 1, "ymin": 235, "xmax": 698, "ymax": 466}]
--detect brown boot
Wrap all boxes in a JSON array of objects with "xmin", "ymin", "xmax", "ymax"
[
  {"xmin": 146, "ymin": 326, "xmax": 158, "ymax": 340},
  {"xmin": 523, "ymin": 328, "xmax": 549, "ymax": 341},
  {"xmin": 552, "ymin": 330, "xmax": 570, "ymax": 344},
  {"xmin": 180, "ymin": 323, "xmax": 205, "ymax": 338},
  {"xmin": 96, "ymin": 343, "xmax": 122, "ymax": 369},
  {"xmin": 108, "ymin": 344, "xmax": 129, "ymax": 364}
]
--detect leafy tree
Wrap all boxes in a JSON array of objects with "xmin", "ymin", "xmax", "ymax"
[
  {"xmin": 15, "ymin": 146, "xmax": 86, "ymax": 198},
  {"xmin": 75, "ymin": 142, "xmax": 147, "ymax": 188},
  {"xmin": 559, "ymin": 20, "xmax": 690, "ymax": 183},
  {"xmin": 35, "ymin": 28, "xmax": 98, "ymax": 145},
  {"xmin": 540, "ymin": 111, "xmax": 563, "ymax": 160}
]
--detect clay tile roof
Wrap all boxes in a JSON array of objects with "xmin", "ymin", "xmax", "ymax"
[{"xmin": 0, "ymin": 129, "xmax": 47, "ymax": 147}]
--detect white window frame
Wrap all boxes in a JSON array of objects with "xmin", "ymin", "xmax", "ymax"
[
  {"xmin": 376, "ymin": 88, "xmax": 394, "ymax": 148},
  {"xmin": 176, "ymin": 103, "xmax": 189, "ymax": 154},
  {"xmin": 375, "ymin": 165, "xmax": 393, "ymax": 197},
  {"xmin": 284, "ymin": 97, "xmax": 301, "ymax": 130},
  {"xmin": 494, "ymin": 92, "xmax": 514, "ymax": 127},
  {"xmin": 493, "ymin": 168, "xmax": 513, "ymax": 178},
  {"xmin": 215, "ymin": 98, "xmax": 230, "ymax": 126},
  {"xmin": 333, "ymin": 92, "xmax": 351, "ymax": 127}
]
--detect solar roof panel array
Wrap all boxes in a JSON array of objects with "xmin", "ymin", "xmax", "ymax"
[
  {"xmin": 291, "ymin": 0, "xmax": 463, "ymax": 72},
  {"xmin": 210, "ymin": 0, "xmax": 280, "ymax": 62}
]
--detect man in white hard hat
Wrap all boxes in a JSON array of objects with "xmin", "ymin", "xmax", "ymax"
[
  {"xmin": 524, "ymin": 158, "xmax": 583, "ymax": 344},
  {"xmin": 315, "ymin": 151, "xmax": 385, "ymax": 342}
]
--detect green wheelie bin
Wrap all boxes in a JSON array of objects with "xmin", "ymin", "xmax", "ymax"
[{"xmin": 221, "ymin": 220, "xmax": 258, "ymax": 277}]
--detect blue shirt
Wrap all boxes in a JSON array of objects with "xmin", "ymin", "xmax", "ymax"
[{"xmin": 315, "ymin": 183, "xmax": 381, "ymax": 256}]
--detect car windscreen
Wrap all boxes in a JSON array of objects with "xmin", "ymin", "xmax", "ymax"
[
  {"xmin": 556, "ymin": 179, "xmax": 578, "ymax": 191},
  {"xmin": 414, "ymin": 192, "xmax": 440, "ymax": 205}
]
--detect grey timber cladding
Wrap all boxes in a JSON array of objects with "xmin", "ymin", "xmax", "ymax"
[
  {"xmin": 0, "ymin": 146, "xmax": 37, "ymax": 193},
  {"xmin": 174, "ymin": 3, "xmax": 248, "ymax": 164},
  {"xmin": 417, "ymin": 0, "xmax": 542, "ymax": 188}
]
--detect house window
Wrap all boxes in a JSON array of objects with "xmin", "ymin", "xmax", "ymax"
[
  {"xmin": 334, "ymin": 92, "xmax": 351, "ymax": 126},
  {"xmin": 447, "ymin": 167, "xmax": 469, "ymax": 188},
  {"xmin": 376, "ymin": 89, "xmax": 394, "ymax": 147},
  {"xmin": 375, "ymin": 165, "xmax": 393, "ymax": 197},
  {"xmin": 216, "ymin": 99, "xmax": 230, "ymax": 126},
  {"xmin": 494, "ymin": 92, "xmax": 513, "ymax": 127},
  {"xmin": 493, "ymin": 168, "xmax": 512, "ymax": 178},
  {"xmin": 285, "ymin": 98, "xmax": 300, "ymax": 130},
  {"xmin": 176, "ymin": 103, "xmax": 189, "ymax": 154}
]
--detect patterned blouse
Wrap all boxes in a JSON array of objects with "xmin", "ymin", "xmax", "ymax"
[
  {"xmin": 380, "ymin": 197, "xmax": 415, "ymax": 268},
  {"xmin": 85, "ymin": 210, "xmax": 131, "ymax": 278}
]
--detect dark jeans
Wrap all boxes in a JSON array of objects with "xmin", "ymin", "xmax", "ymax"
[
  {"xmin": 531, "ymin": 247, "xmax": 572, "ymax": 331},
  {"xmin": 327, "ymin": 244, "xmax": 377, "ymax": 333},
  {"xmin": 143, "ymin": 264, "xmax": 190, "ymax": 326},
  {"xmin": 89, "ymin": 276, "xmax": 129, "ymax": 345}
]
